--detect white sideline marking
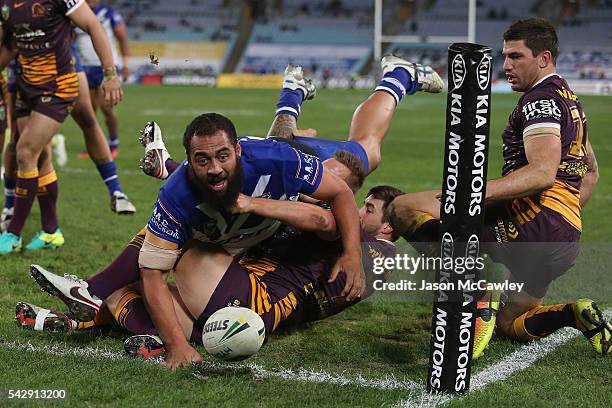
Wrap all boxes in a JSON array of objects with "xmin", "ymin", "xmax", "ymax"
[
  {"xmin": 59, "ymin": 167, "xmax": 143, "ymax": 176},
  {"xmin": 394, "ymin": 308, "xmax": 612, "ymax": 407},
  {"xmin": 2, "ymin": 340, "xmax": 421, "ymax": 392}
]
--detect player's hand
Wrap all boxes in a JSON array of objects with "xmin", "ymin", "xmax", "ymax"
[
  {"xmin": 329, "ymin": 252, "xmax": 365, "ymax": 302},
  {"xmin": 160, "ymin": 343, "xmax": 202, "ymax": 370},
  {"xmin": 121, "ymin": 65, "xmax": 129, "ymax": 81},
  {"xmin": 228, "ymin": 193, "xmax": 253, "ymax": 214},
  {"xmin": 101, "ymin": 76, "xmax": 123, "ymax": 107},
  {"xmin": 293, "ymin": 128, "xmax": 318, "ymax": 138}
]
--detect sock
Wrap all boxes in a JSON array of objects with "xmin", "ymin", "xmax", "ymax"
[
  {"xmin": 7, "ymin": 169, "xmax": 39, "ymax": 236},
  {"xmin": 275, "ymin": 87, "xmax": 305, "ymax": 119},
  {"xmin": 3, "ymin": 175, "xmax": 15, "ymax": 209},
  {"xmin": 109, "ymin": 135, "xmax": 119, "ymax": 149},
  {"xmin": 36, "ymin": 171, "xmax": 59, "ymax": 233},
  {"xmin": 190, "ymin": 322, "xmax": 203, "ymax": 345},
  {"xmin": 96, "ymin": 161, "xmax": 122, "ymax": 195},
  {"xmin": 86, "ymin": 230, "xmax": 144, "ymax": 299},
  {"xmin": 375, "ymin": 67, "xmax": 415, "ymax": 105},
  {"xmin": 113, "ymin": 290, "xmax": 158, "ymax": 335},
  {"xmin": 165, "ymin": 158, "xmax": 180, "ymax": 175},
  {"xmin": 512, "ymin": 303, "xmax": 577, "ymax": 341}
]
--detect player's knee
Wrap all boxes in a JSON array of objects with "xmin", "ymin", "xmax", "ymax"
[
  {"xmin": 15, "ymin": 140, "xmax": 40, "ymax": 168},
  {"xmin": 496, "ymin": 314, "xmax": 517, "ymax": 338}
]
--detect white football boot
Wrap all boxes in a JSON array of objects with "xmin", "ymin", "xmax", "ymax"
[
  {"xmin": 30, "ymin": 264, "xmax": 102, "ymax": 322},
  {"xmin": 15, "ymin": 301, "xmax": 78, "ymax": 333},
  {"xmin": 282, "ymin": 64, "xmax": 317, "ymax": 101},
  {"xmin": 139, "ymin": 121, "xmax": 172, "ymax": 180},
  {"xmin": 111, "ymin": 191, "xmax": 136, "ymax": 214},
  {"xmin": 381, "ymin": 54, "xmax": 444, "ymax": 93}
]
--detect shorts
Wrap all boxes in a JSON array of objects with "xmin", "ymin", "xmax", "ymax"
[
  {"xmin": 412, "ymin": 202, "xmax": 581, "ymax": 298},
  {"xmin": 15, "ymin": 78, "xmax": 76, "ymax": 123},
  {"xmin": 293, "ymin": 136, "xmax": 369, "ymax": 172},
  {"xmin": 190, "ymin": 252, "xmax": 358, "ymax": 343},
  {"xmin": 83, "ymin": 65, "xmax": 119, "ymax": 89}
]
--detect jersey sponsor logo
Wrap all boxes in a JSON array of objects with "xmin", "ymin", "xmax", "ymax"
[
  {"xmin": 64, "ymin": 0, "xmax": 81, "ymax": 10},
  {"xmin": 294, "ymin": 149, "xmax": 320, "ymax": 186},
  {"xmin": 149, "ymin": 205, "xmax": 181, "ymax": 241},
  {"xmin": 2, "ymin": 5, "xmax": 10, "ymax": 19},
  {"xmin": 451, "ymin": 54, "xmax": 466, "ymax": 90},
  {"xmin": 522, "ymin": 99, "xmax": 562, "ymax": 122}
]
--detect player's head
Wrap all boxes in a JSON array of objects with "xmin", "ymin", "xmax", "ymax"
[
  {"xmin": 323, "ymin": 151, "xmax": 366, "ymax": 193},
  {"xmin": 183, "ymin": 113, "xmax": 243, "ymax": 210},
  {"xmin": 359, "ymin": 185, "xmax": 404, "ymax": 242},
  {"xmin": 502, "ymin": 18, "xmax": 558, "ymax": 92}
]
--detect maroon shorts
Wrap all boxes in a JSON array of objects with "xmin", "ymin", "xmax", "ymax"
[
  {"xmin": 190, "ymin": 254, "xmax": 358, "ymax": 343},
  {"xmin": 15, "ymin": 79, "xmax": 75, "ymax": 123},
  {"xmin": 412, "ymin": 202, "xmax": 581, "ymax": 298}
]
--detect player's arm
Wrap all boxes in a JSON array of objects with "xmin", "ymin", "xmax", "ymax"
[
  {"xmin": 139, "ymin": 231, "xmax": 202, "ymax": 369},
  {"xmin": 580, "ymin": 141, "xmax": 598, "ymax": 208},
  {"xmin": 231, "ymin": 193, "xmax": 337, "ymax": 239},
  {"xmin": 68, "ymin": 3, "xmax": 122, "ymax": 106},
  {"xmin": 486, "ymin": 130, "xmax": 561, "ymax": 202},
  {"xmin": 0, "ymin": 40, "xmax": 17, "ymax": 71},
  {"xmin": 112, "ymin": 20, "xmax": 130, "ymax": 80},
  {"xmin": 309, "ymin": 169, "xmax": 364, "ymax": 301}
]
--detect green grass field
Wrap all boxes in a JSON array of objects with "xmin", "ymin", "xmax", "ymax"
[{"xmin": 0, "ymin": 86, "xmax": 610, "ymax": 407}]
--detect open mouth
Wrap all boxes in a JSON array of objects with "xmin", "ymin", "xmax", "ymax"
[{"xmin": 209, "ymin": 179, "xmax": 227, "ymax": 192}]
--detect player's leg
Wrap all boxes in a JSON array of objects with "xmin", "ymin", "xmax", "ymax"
[
  {"xmin": 348, "ymin": 55, "xmax": 444, "ymax": 173},
  {"xmin": 266, "ymin": 64, "xmax": 316, "ymax": 139},
  {"xmin": 0, "ymin": 111, "xmax": 61, "ymax": 254},
  {"xmin": 92, "ymin": 84, "xmax": 120, "ymax": 158},
  {"xmin": 26, "ymin": 142, "xmax": 64, "ymax": 250},
  {"xmin": 29, "ymin": 228, "xmax": 147, "ymax": 321},
  {"xmin": 70, "ymin": 71, "xmax": 135, "ymax": 214}
]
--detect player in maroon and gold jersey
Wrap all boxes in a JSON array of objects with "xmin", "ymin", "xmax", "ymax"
[
  {"xmin": 387, "ymin": 18, "xmax": 609, "ymax": 357},
  {"xmin": 0, "ymin": 0, "xmax": 122, "ymax": 254}
]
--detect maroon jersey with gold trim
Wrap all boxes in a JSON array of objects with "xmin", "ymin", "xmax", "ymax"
[
  {"xmin": 0, "ymin": 0, "xmax": 82, "ymax": 97},
  {"xmin": 501, "ymin": 74, "xmax": 588, "ymax": 231}
]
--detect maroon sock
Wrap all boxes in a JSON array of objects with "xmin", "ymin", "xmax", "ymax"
[
  {"xmin": 86, "ymin": 237, "xmax": 143, "ymax": 300},
  {"xmin": 115, "ymin": 293, "xmax": 158, "ymax": 335},
  {"xmin": 165, "ymin": 158, "xmax": 180, "ymax": 175},
  {"xmin": 37, "ymin": 180, "xmax": 59, "ymax": 233},
  {"xmin": 7, "ymin": 174, "xmax": 39, "ymax": 236}
]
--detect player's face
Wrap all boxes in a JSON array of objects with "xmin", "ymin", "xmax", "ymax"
[
  {"xmin": 502, "ymin": 40, "xmax": 542, "ymax": 92},
  {"xmin": 359, "ymin": 195, "xmax": 386, "ymax": 236},
  {"xmin": 188, "ymin": 131, "xmax": 243, "ymax": 209}
]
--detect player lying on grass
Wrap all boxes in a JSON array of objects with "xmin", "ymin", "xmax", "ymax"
[
  {"xmin": 17, "ymin": 185, "xmax": 403, "ymax": 368},
  {"xmin": 140, "ymin": 56, "xmax": 444, "ymax": 193},
  {"xmin": 387, "ymin": 18, "xmax": 610, "ymax": 357}
]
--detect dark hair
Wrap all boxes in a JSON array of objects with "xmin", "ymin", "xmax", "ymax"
[
  {"xmin": 366, "ymin": 185, "xmax": 404, "ymax": 241},
  {"xmin": 183, "ymin": 113, "xmax": 237, "ymax": 153},
  {"xmin": 333, "ymin": 150, "xmax": 366, "ymax": 191},
  {"xmin": 503, "ymin": 18, "xmax": 558, "ymax": 63}
]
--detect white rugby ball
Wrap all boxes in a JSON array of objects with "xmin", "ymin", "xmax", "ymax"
[{"xmin": 202, "ymin": 306, "xmax": 265, "ymax": 361}]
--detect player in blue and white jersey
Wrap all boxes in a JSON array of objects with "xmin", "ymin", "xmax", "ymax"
[{"xmin": 75, "ymin": 0, "xmax": 129, "ymax": 157}]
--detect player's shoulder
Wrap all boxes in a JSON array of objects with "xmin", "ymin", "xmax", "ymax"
[{"xmin": 158, "ymin": 162, "xmax": 199, "ymax": 212}]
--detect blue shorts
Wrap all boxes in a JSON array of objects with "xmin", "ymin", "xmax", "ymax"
[
  {"xmin": 293, "ymin": 137, "xmax": 369, "ymax": 172},
  {"xmin": 83, "ymin": 66, "xmax": 120, "ymax": 89}
]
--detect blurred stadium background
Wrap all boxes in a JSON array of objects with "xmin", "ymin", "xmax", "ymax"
[{"xmin": 118, "ymin": 0, "xmax": 612, "ymax": 94}]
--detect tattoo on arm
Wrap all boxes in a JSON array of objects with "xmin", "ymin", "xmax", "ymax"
[{"xmin": 267, "ymin": 114, "xmax": 297, "ymax": 140}]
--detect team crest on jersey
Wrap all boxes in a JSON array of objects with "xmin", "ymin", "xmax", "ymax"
[
  {"xmin": 2, "ymin": 5, "xmax": 9, "ymax": 20},
  {"xmin": 0, "ymin": 106, "xmax": 5, "ymax": 121},
  {"xmin": 31, "ymin": 3, "xmax": 46, "ymax": 17},
  {"xmin": 41, "ymin": 96, "xmax": 51, "ymax": 103}
]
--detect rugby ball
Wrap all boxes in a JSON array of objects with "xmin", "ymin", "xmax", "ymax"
[{"xmin": 202, "ymin": 306, "xmax": 265, "ymax": 361}]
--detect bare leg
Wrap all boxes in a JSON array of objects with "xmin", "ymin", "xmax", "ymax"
[
  {"xmin": 92, "ymin": 86, "xmax": 119, "ymax": 143},
  {"xmin": 496, "ymin": 288, "xmax": 543, "ymax": 338},
  {"xmin": 347, "ymin": 91, "xmax": 397, "ymax": 173},
  {"xmin": 71, "ymin": 72, "xmax": 113, "ymax": 164},
  {"xmin": 267, "ymin": 113, "xmax": 298, "ymax": 140}
]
